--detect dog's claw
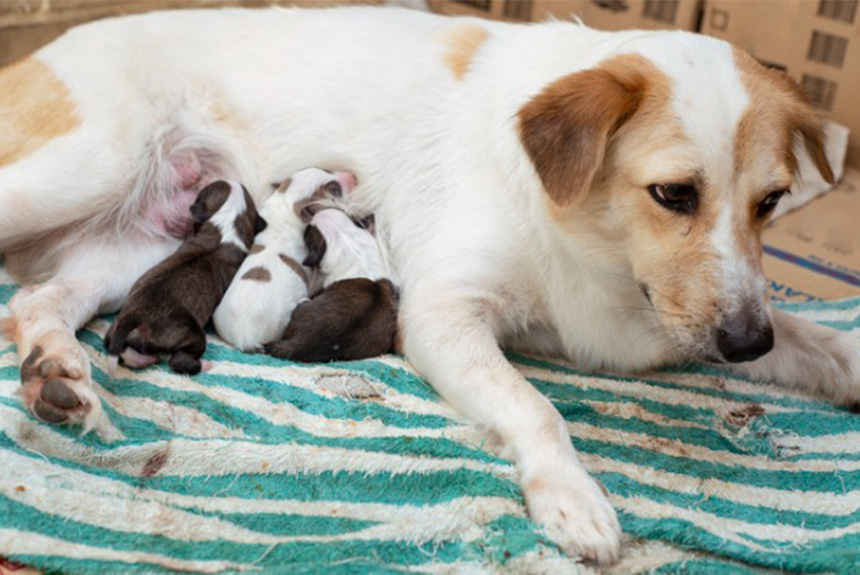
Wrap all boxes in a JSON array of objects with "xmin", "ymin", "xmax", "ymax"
[{"xmin": 41, "ymin": 379, "xmax": 81, "ymax": 409}]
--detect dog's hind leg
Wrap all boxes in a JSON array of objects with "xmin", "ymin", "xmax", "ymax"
[
  {"xmin": 733, "ymin": 309, "xmax": 860, "ymax": 406},
  {"xmin": 166, "ymin": 322, "xmax": 208, "ymax": 376},
  {"xmin": 6, "ymin": 234, "xmax": 179, "ymax": 432}
]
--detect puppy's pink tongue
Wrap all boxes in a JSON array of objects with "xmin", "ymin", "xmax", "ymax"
[{"xmin": 200, "ymin": 360, "xmax": 214, "ymax": 373}]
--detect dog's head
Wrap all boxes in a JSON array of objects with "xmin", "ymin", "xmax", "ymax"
[
  {"xmin": 270, "ymin": 167, "xmax": 358, "ymax": 223},
  {"xmin": 518, "ymin": 35, "xmax": 833, "ymax": 363},
  {"xmin": 190, "ymin": 180, "xmax": 266, "ymax": 249}
]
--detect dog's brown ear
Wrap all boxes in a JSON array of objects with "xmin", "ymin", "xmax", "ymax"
[
  {"xmin": 518, "ymin": 58, "xmax": 647, "ymax": 208},
  {"xmin": 302, "ymin": 225, "xmax": 327, "ymax": 269},
  {"xmin": 787, "ymin": 96, "xmax": 835, "ymax": 184}
]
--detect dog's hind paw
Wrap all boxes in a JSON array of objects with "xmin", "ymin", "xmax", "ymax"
[
  {"xmin": 17, "ymin": 342, "xmax": 102, "ymax": 432},
  {"xmin": 523, "ymin": 462, "xmax": 621, "ymax": 564}
]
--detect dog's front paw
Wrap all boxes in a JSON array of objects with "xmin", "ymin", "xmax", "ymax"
[
  {"xmin": 17, "ymin": 339, "xmax": 101, "ymax": 430},
  {"xmin": 522, "ymin": 463, "xmax": 621, "ymax": 564}
]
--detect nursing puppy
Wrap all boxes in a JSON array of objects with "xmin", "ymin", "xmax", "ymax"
[
  {"xmin": 265, "ymin": 208, "xmax": 397, "ymax": 362},
  {"xmin": 213, "ymin": 168, "xmax": 357, "ymax": 351},
  {"xmin": 105, "ymin": 181, "xmax": 264, "ymax": 375}
]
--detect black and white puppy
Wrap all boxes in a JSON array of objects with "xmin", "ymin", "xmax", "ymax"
[
  {"xmin": 105, "ymin": 180, "xmax": 265, "ymax": 374},
  {"xmin": 213, "ymin": 168, "xmax": 357, "ymax": 351},
  {"xmin": 264, "ymin": 208, "xmax": 397, "ymax": 362}
]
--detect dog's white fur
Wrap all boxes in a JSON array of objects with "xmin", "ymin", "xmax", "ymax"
[
  {"xmin": 310, "ymin": 208, "xmax": 387, "ymax": 287},
  {"xmin": 0, "ymin": 6, "xmax": 858, "ymax": 563},
  {"xmin": 213, "ymin": 168, "xmax": 356, "ymax": 351}
]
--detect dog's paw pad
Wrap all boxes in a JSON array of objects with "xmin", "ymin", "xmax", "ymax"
[
  {"xmin": 41, "ymin": 379, "xmax": 82, "ymax": 409},
  {"xmin": 18, "ymin": 345, "xmax": 98, "ymax": 428},
  {"xmin": 524, "ymin": 471, "xmax": 621, "ymax": 564}
]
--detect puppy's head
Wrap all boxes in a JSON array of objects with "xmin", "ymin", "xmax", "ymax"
[
  {"xmin": 191, "ymin": 180, "xmax": 266, "ymax": 249},
  {"xmin": 271, "ymin": 167, "xmax": 358, "ymax": 222},
  {"xmin": 518, "ymin": 36, "xmax": 832, "ymax": 363},
  {"xmin": 303, "ymin": 208, "xmax": 381, "ymax": 282}
]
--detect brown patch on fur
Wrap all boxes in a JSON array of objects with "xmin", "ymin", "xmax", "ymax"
[
  {"xmin": 0, "ymin": 317, "xmax": 18, "ymax": 341},
  {"xmin": 441, "ymin": 22, "xmax": 488, "ymax": 80},
  {"xmin": 279, "ymin": 253, "xmax": 309, "ymax": 286},
  {"xmin": 250, "ymin": 243, "xmax": 265, "ymax": 254},
  {"xmin": 293, "ymin": 186, "xmax": 338, "ymax": 221},
  {"xmin": 518, "ymin": 54, "xmax": 662, "ymax": 208},
  {"xmin": 242, "ymin": 266, "xmax": 272, "ymax": 282},
  {"xmin": 0, "ymin": 57, "xmax": 80, "ymax": 167},
  {"xmin": 274, "ymin": 178, "xmax": 293, "ymax": 193},
  {"xmin": 733, "ymin": 49, "xmax": 834, "ymax": 185}
]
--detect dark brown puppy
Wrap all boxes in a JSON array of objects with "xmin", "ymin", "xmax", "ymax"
[
  {"xmin": 105, "ymin": 180, "xmax": 265, "ymax": 374},
  {"xmin": 264, "ymin": 278, "xmax": 398, "ymax": 362},
  {"xmin": 264, "ymin": 207, "xmax": 397, "ymax": 362}
]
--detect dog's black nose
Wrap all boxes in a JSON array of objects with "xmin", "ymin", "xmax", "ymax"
[{"xmin": 716, "ymin": 318, "xmax": 774, "ymax": 363}]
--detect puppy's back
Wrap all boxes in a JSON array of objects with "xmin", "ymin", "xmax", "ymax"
[{"xmin": 265, "ymin": 278, "xmax": 397, "ymax": 362}]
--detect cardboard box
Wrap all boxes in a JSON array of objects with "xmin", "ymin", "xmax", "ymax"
[
  {"xmin": 428, "ymin": 0, "xmax": 534, "ymax": 21},
  {"xmin": 429, "ymin": 0, "xmax": 703, "ymax": 29},
  {"xmin": 702, "ymin": 0, "xmax": 860, "ymax": 169},
  {"xmin": 0, "ymin": 0, "xmax": 382, "ymax": 67},
  {"xmin": 534, "ymin": 0, "xmax": 703, "ymax": 31},
  {"xmin": 764, "ymin": 168, "xmax": 860, "ymax": 302}
]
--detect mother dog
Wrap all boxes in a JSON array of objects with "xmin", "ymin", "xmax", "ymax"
[{"xmin": 0, "ymin": 6, "xmax": 854, "ymax": 563}]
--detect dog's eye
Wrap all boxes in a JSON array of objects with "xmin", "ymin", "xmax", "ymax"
[
  {"xmin": 324, "ymin": 181, "xmax": 343, "ymax": 197},
  {"xmin": 757, "ymin": 189, "xmax": 788, "ymax": 218},
  {"xmin": 648, "ymin": 184, "xmax": 698, "ymax": 215}
]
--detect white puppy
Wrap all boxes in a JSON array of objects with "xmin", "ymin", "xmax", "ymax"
[
  {"xmin": 213, "ymin": 168, "xmax": 356, "ymax": 351},
  {"xmin": 304, "ymin": 208, "xmax": 387, "ymax": 287}
]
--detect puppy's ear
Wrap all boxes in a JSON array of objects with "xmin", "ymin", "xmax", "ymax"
[
  {"xmin": 190, "ymin": 181, "xmax": 231, "ymax": 227},
  {"xmin": 254, "ymin": 214, "xmax": 268, "ymax": 235},
  {"xmin": 518, "ymin": 55, "xmax": 648, "ymax": 208},
  {"xmin": 353, "ymin": 214, "xmax": 375, "ymax": 234},
  {"xmin": 302, "ymin": 225, "xmax": 327, "ymax": 268}
]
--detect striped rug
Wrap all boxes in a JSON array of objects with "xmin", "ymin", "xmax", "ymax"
[{"xmin": 1, "ymin": 264, "xmax": 859, "ymax": 575}]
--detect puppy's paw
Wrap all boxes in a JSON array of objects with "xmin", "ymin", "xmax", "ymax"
[
  {"xmin": 168, "ymin": 351, "xmax": 202, "ymax": 375},
  {"xmin": 523, "ymin": 463, "xmax": 621, "ymax": 564},
  {"xmin": 17, "ymin": 339, "xmax": 101, "ymax": 431}
]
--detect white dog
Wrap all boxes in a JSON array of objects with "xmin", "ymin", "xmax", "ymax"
[
  {"xmin": 213, "ymin": 167, "xmax": 357, "ymax": 351},
  {"xmin": 0, "ymin": 6, "xmax": 855, "ymax": 562}
]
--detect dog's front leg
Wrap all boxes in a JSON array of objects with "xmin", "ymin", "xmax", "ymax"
[
  {"xmin": 733, "ymin": 309, "xmax": 860, "ymax": 405},
  {"xmin": 401, "ymin": 296, "xmax": 621, "ymax": 563},
  {"xmin": 2, "ymin": 236, "xmax": 179, "ymax": 432}
]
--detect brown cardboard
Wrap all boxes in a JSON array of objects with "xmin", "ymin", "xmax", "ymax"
[
  {"xmin": 764, "ymin": 169, "xmax": 860, "ymax": 302},
  {"xmin": 702, "ymin": 0, "xmax": 860, "ymax": 169},
  {"xmin": 534, "ymin": 0, "xmax": 702, "ymax": 31},
  {"xmin": 0, "ymin": 0, "xmax": 382, "ymax": 67},
  {"xmin": 429, "ymin": 0, "xmax": 702, "ymax": 29}
]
